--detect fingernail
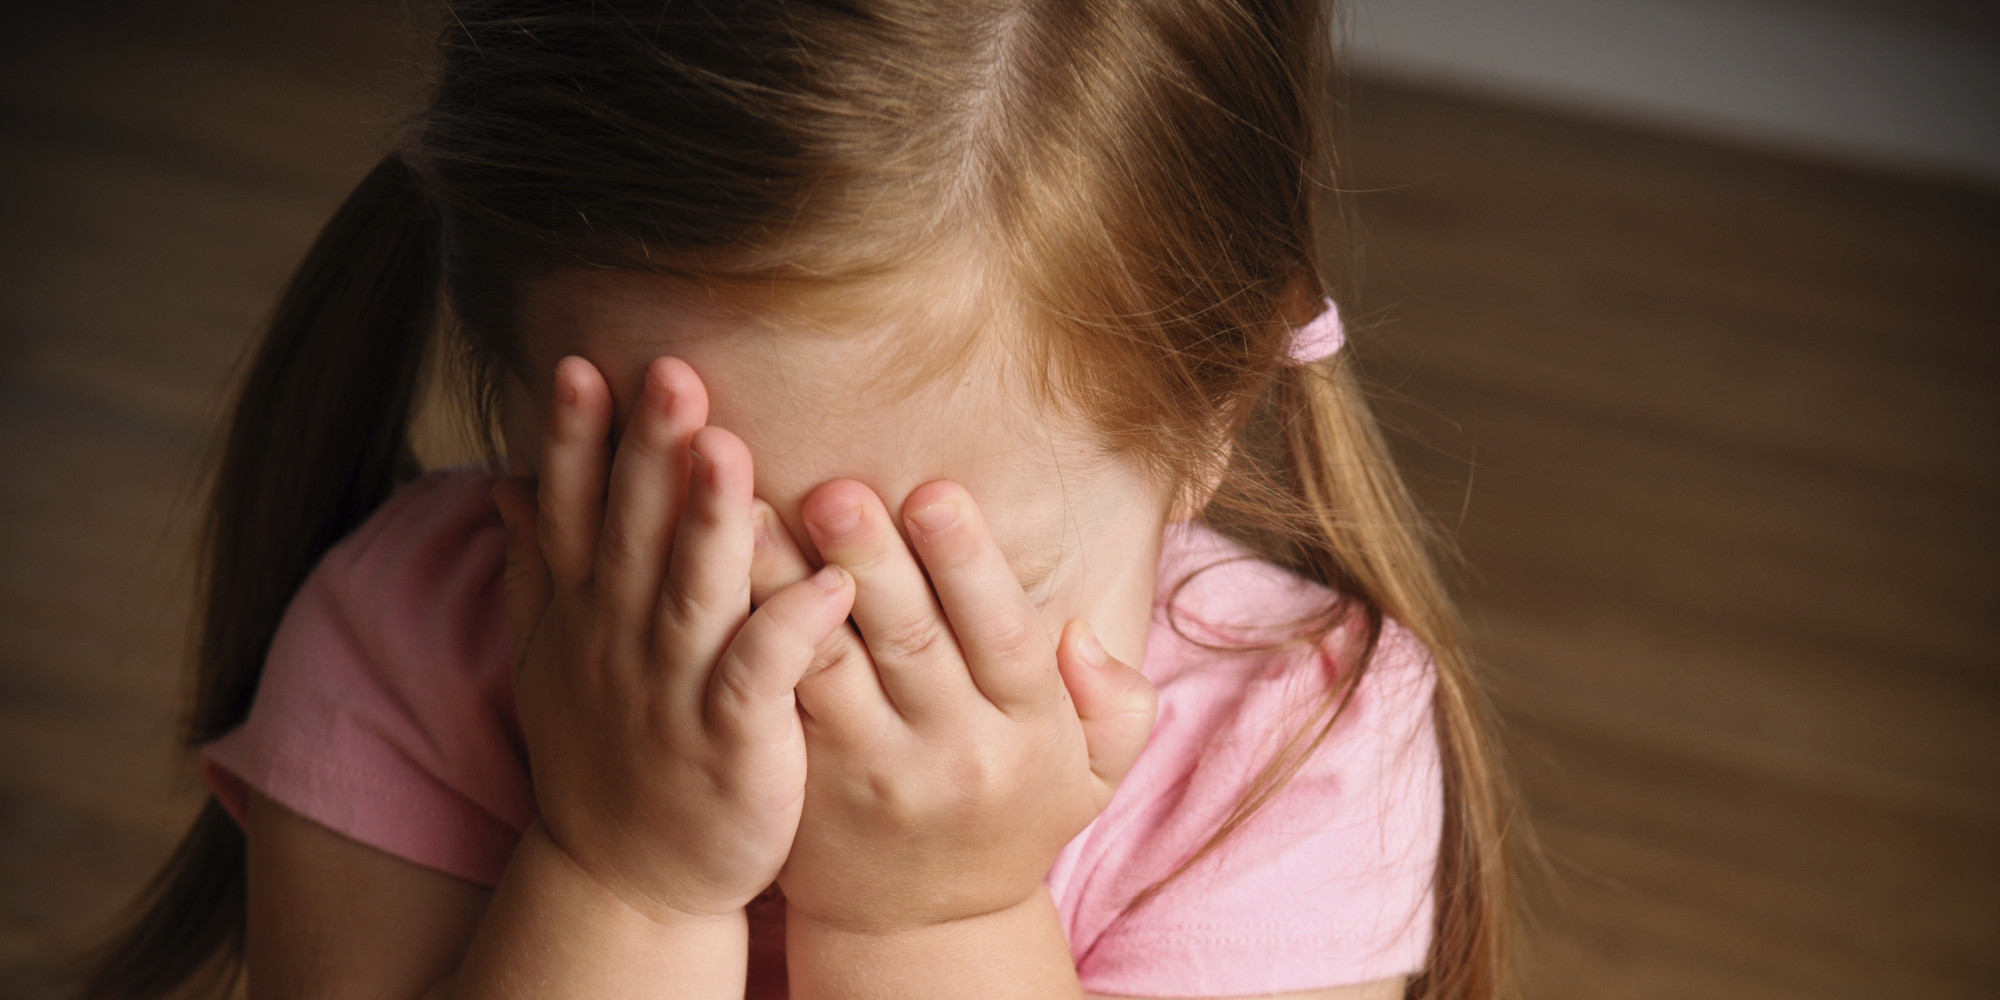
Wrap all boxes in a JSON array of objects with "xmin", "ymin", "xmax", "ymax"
[
  {"xmin": 907, "ymin": 501, "xmax": 957, "ymax": 532},
  {"xmin": 811, "ymin": 564, "xmax": 847, "ymax": 592},
  {"xmin": 1076, "ymin": 624, "xmax": 1107, "ymax": 667},
  {"xmin": 752, "ymin": 512, "xmax": 771, "ymax": 550},
  {"xmin": 689, "ymin": 445, "xmax": 713, "ymax": 485},
  {"xmin": 815, "ymin": 506, "xmax": 862, "ymax": 540}
]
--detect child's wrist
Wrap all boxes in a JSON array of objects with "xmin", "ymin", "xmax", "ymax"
[
  {"xmin": 518, "ymin": 820, "xmax": 749, "ymax": 935},
  {"xmin": 784, "ymin": 888, "xmax": 1078, "ymax": 994},
  {"xmin": 784, "ymin": 884, "xmax": 1048, "ymax": 940},
  {"xmin": 457, "ymin": 821, "xmax": 752, "ymax": 996}
]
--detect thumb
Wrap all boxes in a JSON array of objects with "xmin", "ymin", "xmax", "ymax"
[
  {"xmin": 1056, "ymin": 620, "xmax": 1158, "ymax": 808},
  {"xmin": 492, "ymin": 476, "xmax": 553, "ymax": 671}
]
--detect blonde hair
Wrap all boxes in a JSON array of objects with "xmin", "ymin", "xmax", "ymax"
[{"xmin": 82, "ymin": 3, "xmax": 1515, "ymax": 997}]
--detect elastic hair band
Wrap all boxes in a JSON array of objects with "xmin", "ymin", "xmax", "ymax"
[{"xmin": 1287, "ymin": 297, "xmax": 1345, "ymax": 365}]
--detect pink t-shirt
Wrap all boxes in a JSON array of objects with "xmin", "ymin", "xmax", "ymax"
[{"xmin": 202, "ymin": 468, "xmax": 1441, "ymax": 996}]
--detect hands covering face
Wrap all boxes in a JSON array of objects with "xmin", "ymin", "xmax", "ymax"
[{"xmin": 491, "ymin": 355, "xmax": 1158, "ymax": 931}]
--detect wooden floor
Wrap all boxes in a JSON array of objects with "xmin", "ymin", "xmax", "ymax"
[{"xmin": 2, "ymin": 3, "xmax": 1995, "ymax": 998}]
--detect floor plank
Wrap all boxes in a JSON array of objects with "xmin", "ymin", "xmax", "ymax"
[{"xmin": 1342, "ymin": 81, "xmax": 2000, "ymax": 997}]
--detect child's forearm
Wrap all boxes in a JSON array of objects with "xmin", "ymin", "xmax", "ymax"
[
  {"xmin": 446, "ymin": 821, "xmax": 749, "ymax": 999},
  {"xmin": 784, "ymin": 888, "xmax": 1085, "ymax": 1000}
]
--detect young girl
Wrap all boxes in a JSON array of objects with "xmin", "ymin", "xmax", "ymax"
[{"xmin": 83, "ymin": 1, "xmax": 1511, "ymax": 997}]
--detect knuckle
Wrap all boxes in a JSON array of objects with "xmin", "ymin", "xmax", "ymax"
[
  {"xmin": 535, "ymin": 505, "xmax": 575, "ymax": 544},
  {"xmin": 658, "ymin": 576, "xmax": 705, "ymax": 624},
  {"xmin": 681, "ymin": 571, "xmax": 749, "ymax": 622},
  {"xmin": 684, "ymin": 493, "xmax": 730, "ymax": 531},
  {"xmin": 945, "ymin": 745, "xmax": 1009, "ymax": 805},
  {"xmin": 707, "ymin": 660, "xmax": 762, "ymax": 720},
  {"xmin": 808, "ymin": 635, "xmax": 865, "ymax": 678},
  {"xmin": 871, "ymin": 611, "xmax": 947, "ymax": 664},
  {"xmin": 973, "ymin": 607, "xmax": 1040, "ymax": 662},
  {"xmin": 1129, "ymin": 676, "xmax": 1161, "ymax": 719},
  {"xmin": 862, "ymin": 770, "xmax": 903, "ymax": 816},
  {"xmin": 1108, "ymin": 665, "xmax": 1159, "ymax": 717},
  {"xmin": 596, "ymin": 519, "xmax": 643, "ymax": 564},
  {"xmin": 866, "ymin": 770, "xmax": 932, "ymax": 827},
  {"xmin": 503, "ymin": 556, "xmax": 545, "ymax": 593},
  {"xmin": 685, "ymin": 506, "xmax": 725, "ymax": 534},
  {"xmin": 552, "ymin": 412, "xmax": 599, "ymax": 445}
]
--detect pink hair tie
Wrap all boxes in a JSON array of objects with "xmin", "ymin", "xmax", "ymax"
[{"xmin": 1287, "ymin": 297, "xmax": 1345, "ymax": 365}]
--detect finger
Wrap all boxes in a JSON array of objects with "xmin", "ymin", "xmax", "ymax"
[
  {"xmin": 706, "ymin": 564, "xmax": 855, "ymax": 745},
  {"xmin": 747, "ymin": 500, "xmax": 894, "ymax": 734},
  {"xmin": 901, "ymin": 481, "xmax": 1055, "ymax": 715},
  {"xmin": 747, "ymin": 499, "xmax": 808, "ymax": 606},
  {"xmin": 537, "ymin": 357, "xmax": 615, "ymax": 590},
  {"xmin": 491, "ymin": 476, "xmax": 552, "ymax": 671},
  {"xmin": 1055, "ymin": 620, "xmax": 1158, "ymax": 808},
  {"xmin": 658, "ymin": 425, "xmax": 753, "ymax": 675},
  {"xmin": 596, "ymin": 357, "xmax": 708, "ymax": 626},
  {"xmin": 802, "ymin": 479, "xmax": 982, "ymax": 722}
]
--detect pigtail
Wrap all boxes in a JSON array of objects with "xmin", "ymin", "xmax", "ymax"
[
  {"xmin": 1138, "ymin": 354, "xmax": 1518, "ymax": 1000},
  {"xmin": 75, "ymin": 154, "xmax": 440, "ymax": 1000},
  {"xmin": 1282, "ymin": 359, "xmax": 1517, "ymax": 1000}
]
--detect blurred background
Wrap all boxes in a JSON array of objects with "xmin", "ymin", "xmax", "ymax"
[{"xmin": 1, "ymin": 1, "xmax": 1994, "ymax": 997}]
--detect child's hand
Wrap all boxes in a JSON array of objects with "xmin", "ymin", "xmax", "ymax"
[
  {"xmin": 490, "ymin": 356, "xmax": 856, "ymax": 928},
  {"xmin": 747, "ymin": 479, "xmax": 1159, "ymax": 934}
]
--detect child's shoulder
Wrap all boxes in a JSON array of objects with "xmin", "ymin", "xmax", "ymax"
[
  {"xmin": 293, "ymin": 462, "xmax": 516, "ymax": 725},
  {"xmin": 200, "ymin": 463, "xmax": 531, "ymax": 886},
  {"xmin": 1143, "ymin": 521, "xmax": 1438, "ymax": 781},
  {"xmin": 1141, "ymin": 519, "xmax": 1440, "ymax": 771},
  {"xmin": 322, "ymin": 463, "xmax": 508, "ymax": 590},
  {"xmin": 1054, "ymin": 522, "xmax": 1441, "ymax": 995}
]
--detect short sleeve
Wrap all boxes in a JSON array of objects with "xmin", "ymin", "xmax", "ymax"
[
  {"xmin": 1047, "ymin": 524, "xmax": 1443, "ymax": 997},
  {"xmin": 200, "ymin": 468, "xmax": 534, "ymax": 888}
]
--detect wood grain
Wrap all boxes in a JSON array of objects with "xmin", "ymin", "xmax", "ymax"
[
  {"xmin": 0, "ymin": 4, "xmax": 1993, "ymax": 997},
  {"xmin": 1343, "ymin": 82, "xmax": 2000, "ymax": 998}
]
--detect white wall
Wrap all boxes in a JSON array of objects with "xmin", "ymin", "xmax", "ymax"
[{"xmin": 1348, "ymin": 0, "xmax": 2000, "ymax": 186}]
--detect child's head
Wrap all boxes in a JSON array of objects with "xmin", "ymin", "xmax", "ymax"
[
  {"xmin": 84, "ymin": 4, "xmax": 1512, "ymax": 999},
  {"xmin": 403, "ymin": 0, "xmax": 1342, "ymax": 648}
]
